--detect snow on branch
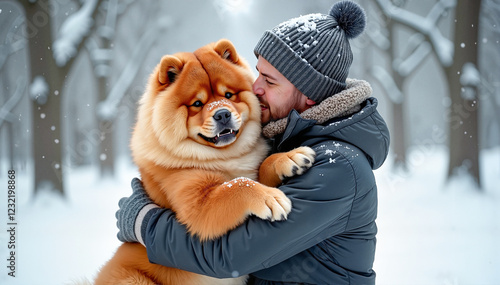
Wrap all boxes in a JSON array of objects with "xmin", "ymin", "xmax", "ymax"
[
  {"xmin": 0, "ymin": 77, "xmax": 26, "ymax": 129},
  {"xmin": 370, "ymin": 65, "xmax": 403, "ymax": 104},
  {"xmin": 53, "ymin": 0, "xmax": 99, "ymax": 67},
  {"xmin": 0, "ymin": 40, "xmax": 26, "ymax": 71},
  {"xmin": 375, "ymin": 0, "xmax": 456, "ymax": 67},
  {"xmin": 460, "ymin": 62, "xmax": 480, "ymax": 100},
  {"xmin": 29, "ymin": 75, "xmax": 50, "ymax": 105},
  {"xmin": 395, "ymin": 41, "xmax": 432, "ymax": 77},
  {"xmin": 96, "ymin": 27, "xmax": 158, "ymax": 121},
  {"xmin": 366, "ymin": 23, "xmax": 390, "ymax": 51}
]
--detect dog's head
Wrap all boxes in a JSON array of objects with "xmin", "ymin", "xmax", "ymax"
[{"xmin": 132, "ymin": 39, "xmax": 261, "ymax": 166}]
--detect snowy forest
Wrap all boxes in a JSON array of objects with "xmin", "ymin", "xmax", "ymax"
[{"xmin": 0, "ymin": 0, "xmax": 499, "ymax": 284}]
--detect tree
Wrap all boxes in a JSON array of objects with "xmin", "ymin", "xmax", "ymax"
[
  {"xmin": 0, "ymin": 3, "xmax": 27, "ymax": 170},
  {"xmin": 88, "ymin": 0, "xmax": 120, "ymax": 176},
  {"xmin": 374, "ymin": 0, "xmax": 483, "ymax": 188},
  {"xmin": 20, "ymin": 0, "xmax": 102, "ymax": 194},
  {"xmin": 93, "ymin": 1, "xmax": 166, "ymax": 177},
  {"xmin": 445, "ymin": 0, "xmax": 481, "ymax": 186},
  {"xmin": 367, "ymin": 0, "xmax": 440, "ymax": 169},
  {"xmin": 0, "ymin": 77, "xmax": 26, "ymax": 169}
]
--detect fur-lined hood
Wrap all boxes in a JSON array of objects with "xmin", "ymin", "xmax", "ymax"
[{"xmin": 264, "ymin": 78, "xmax": 390, "ymax": 170}]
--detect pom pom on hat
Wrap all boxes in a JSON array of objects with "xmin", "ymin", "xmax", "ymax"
[
  {"xmin": 254, "ymin": 0, "xmax": 367, "ymax": 103},
  {"xmin": 329, "ymin": 0, "xmax": 366, "ymax": 39}
]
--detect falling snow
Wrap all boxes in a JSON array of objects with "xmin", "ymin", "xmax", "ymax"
[{"xmin": 1, "ymin": 1, "xmax": 499, "ymax": 284}]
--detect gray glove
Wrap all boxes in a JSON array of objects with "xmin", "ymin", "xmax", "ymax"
[{"xmin": 116, "ymin": 178, "xmax": 158, "ymax": 244}]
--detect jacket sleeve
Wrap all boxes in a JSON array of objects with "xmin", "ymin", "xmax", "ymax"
[{"xmin": 144, "ymin": 143, "xmax": 360, "ymax": 278}]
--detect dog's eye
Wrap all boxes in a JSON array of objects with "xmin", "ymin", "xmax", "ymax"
[
  {"xmin": 225, "ymin": 92, "xmax": 234, "ymax": 99},
  {"xmin": 191, "ymin": 100, "xmax": 204, "ymax": 107}
]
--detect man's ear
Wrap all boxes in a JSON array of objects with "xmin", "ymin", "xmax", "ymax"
[
  {"xmin": 306, "ymin": 98, "xmax": 317, "ymax": 106},
  {"xmin": 158, "ymin": 55, "xmax": 184, "ymax": 85}
]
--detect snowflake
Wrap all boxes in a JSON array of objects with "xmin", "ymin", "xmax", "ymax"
[
  {"xmin": 329, "ymin": 158, "xmax": 336, "ymax": 164},
  {"xmin": 325, "ymin": 149, "xmax": 334, "ymax": 156}
]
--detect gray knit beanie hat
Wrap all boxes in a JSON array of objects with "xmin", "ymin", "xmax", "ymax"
[{"xmin": 254, "ymin": 0, "xmax": 366, "ymax": 103}]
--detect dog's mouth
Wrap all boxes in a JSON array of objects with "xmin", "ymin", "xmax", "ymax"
[{"xmin": 199, "ymin": 129, "xmax": 239, "ymax": 146}]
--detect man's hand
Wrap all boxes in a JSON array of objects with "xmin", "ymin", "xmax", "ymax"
[{"xmin": 116, "ymin": 178, "xmax": 157, "ymax": 244}]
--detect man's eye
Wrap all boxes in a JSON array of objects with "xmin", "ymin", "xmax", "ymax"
[
  {"xmin": 265, "ymin": 79, "xmax": 275, "ymax": 86},
  {"xmin": 192, "ymin": 100, "xmax": 204, "ymax": 107},
  {"xmin": 225, "ymin": 92, "xmax": 234, "ymax": 99}
]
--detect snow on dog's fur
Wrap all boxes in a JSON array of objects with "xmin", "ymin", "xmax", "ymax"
[{"xmin": 94, "ymin": 39, "xmax": 315, "ymax": 285}]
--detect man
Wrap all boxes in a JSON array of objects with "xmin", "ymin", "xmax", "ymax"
[{"xmin": 116, "ymin": 1, "xmax": 390, "ymax": 284}]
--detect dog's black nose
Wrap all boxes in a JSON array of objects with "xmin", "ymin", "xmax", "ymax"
[{"xmin": 213, "ymin": 109, "xmax": 231, "ymax": 125}]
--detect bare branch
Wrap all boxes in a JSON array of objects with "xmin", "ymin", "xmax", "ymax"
[
  {"xmin": 53, "ymin": 0, "xmax": 98, "ymax": 66},
  {"xmin": 0, "ymin": 77, "xmax": 26, "ymax": 129},
  {"xmin": 374, "ymin": 0, "xmax": 455, "ymax": 66},
  {"xmin": 52, "ymin": 0, "xmax": 103, "ymax": 68},
  {"xmin": 396, "ymin": 41, "xmax": 432, "ymax": 77},
  {"xmin": 428, "ymin": 0, "xmax": 456, "ymax": 25},
  {"xmin": 96, "ymin": 23, "xmax": 162, "ymax": 120},
  {"xmin": 370, "ymin": 65, "xmax": 403, "ymax": 104},
  {"xmin": 366, "ymin": 26, "xmax": 390, "ymax": 50}
]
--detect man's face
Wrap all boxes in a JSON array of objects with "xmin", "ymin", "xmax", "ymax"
[{"xmin": 252, "ymin": 56, "xmax": 310, "ymax": 124}]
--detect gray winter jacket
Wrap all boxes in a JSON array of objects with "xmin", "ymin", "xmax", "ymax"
[{"xmin": 143, "ymin": 79, "xmax": 390, "ymax": 284}]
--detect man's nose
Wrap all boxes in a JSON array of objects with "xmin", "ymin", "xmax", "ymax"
[{"xmin": 252, "ymin": 78, "xmax": 263, "ymax": 96}]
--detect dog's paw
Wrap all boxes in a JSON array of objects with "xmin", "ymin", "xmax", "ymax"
[
  {"xmin": 249, "ymin": 187, "xmax": 292, "ymax": 222},
  {"xmin": 276, "ymin": 146, "xmax": 316, "ymax": 180}
]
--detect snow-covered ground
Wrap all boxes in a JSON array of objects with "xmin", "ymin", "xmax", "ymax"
[
  {"xmin": 374, "ymin": 146, "xmax": 500, "ymax": 284},
  {"xmin": 0, "ymin": 147, "xmax": 498, "ymax": 285}
]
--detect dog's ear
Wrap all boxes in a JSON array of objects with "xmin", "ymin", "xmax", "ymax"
[
  {"xmin": 214, "ymin": 39, "xmax": 239, "ymax": 64},
  {"xmin": 158, "ymin": 55, "xmax": 184, "ymax": 85}
]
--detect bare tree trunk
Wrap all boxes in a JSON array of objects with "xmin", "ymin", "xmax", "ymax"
[
  {"xmin": 98, "ymin": 90, "xmax": 115, "ymax": 176},
  {"xmin": 22, "ymin": 0, "xmax": 102, "ymax": 195},
  {"xmin": 98, "ymin": 35, "xmax": 115, "ymax": 177},
  {"xmin": 94, "ymin": 0, "xmax": 120, "ymax": 177},
  {"xmin": 388, "ymin": 21, "xmax": 407, "ymax": 169},
  {"xmin": 445, "ymin": 0, "xmax": 482, "ymax": 187},
  {"xmin": 24, "ymin": 0, "xmax": 64, "ymax": 194}
]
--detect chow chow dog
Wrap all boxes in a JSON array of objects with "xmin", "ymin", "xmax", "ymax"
[{"xmin": 94, "ymin": 39, "xmax": 315, "ymax": 285}]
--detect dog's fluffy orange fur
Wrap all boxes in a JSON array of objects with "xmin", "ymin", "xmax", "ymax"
[{"xmin": 95, "ymin": 39, "xmax": 315, "ymax": 285}]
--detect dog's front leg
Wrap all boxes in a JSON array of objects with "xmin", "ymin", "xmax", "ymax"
[
  {"xmin": 163, "ymin": 170, "xmax": 291, "ymax": 241},
  {"xmin": 258, "ymin": 146, "xmax": 316, "ymax": 187}
]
